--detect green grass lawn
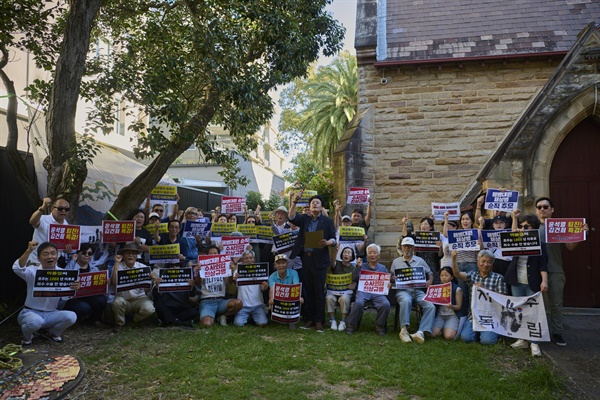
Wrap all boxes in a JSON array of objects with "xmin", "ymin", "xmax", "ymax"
[{"xmin": 71, "ymin": 313, "xmax": 567, "ymax": 400}]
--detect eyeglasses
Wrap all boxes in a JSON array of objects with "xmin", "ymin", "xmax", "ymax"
[
  {"xmin": 536, "ymin": 205, "xmax": 550, "ymax": 210},
  {"xmin": 53, "ymin": 207, "xmax": 70, "ymax": 212},
  {"xmin": 80, "ymin": 251, "xmax": 94, "ymax": 256},
  {"xmin": 518, "ymin": 224, "xmax": 531, "ymax": 229}
]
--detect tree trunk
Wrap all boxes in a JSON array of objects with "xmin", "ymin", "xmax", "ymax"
[{"xmin": 45, "ymin": 0, "xmax": 103, "ymax": 221}]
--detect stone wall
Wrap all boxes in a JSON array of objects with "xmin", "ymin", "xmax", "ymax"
[{"xmin": 358, "ymin": 59, "xmax": 560, "ymax": 249}]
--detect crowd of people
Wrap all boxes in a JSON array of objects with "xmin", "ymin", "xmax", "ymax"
[{"xmin": 12, "ymin": 190, "xmax": 588, "ymax": 358}]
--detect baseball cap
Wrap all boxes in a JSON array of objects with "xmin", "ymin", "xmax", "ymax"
[
  {"xmin": 341, "ymin": 215, "xmax": 351, "ymax": 221},
  {"xmin": 274, "ymin": 254, "xmax": 288, "ymax": 262},
  {"xmin": 401, "ymin": 237, "xmax": 415, "ymax": 246},
  {"xmin": 149, "ymin": 212, "xmax": 160, "ymax": 219}
]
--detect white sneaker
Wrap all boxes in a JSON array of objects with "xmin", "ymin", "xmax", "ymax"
[
  {"xmin": 330, "ymin": 320, "xmax": 338, "ymax": 330},
  {"xmin": 218, "ymin": 315, "xmax": 228, "ymax": 326},
  {"xmin": 530, "ymin": 343, "xmax": 542, "ymax": 357},
  {"xmin": 410, "ymin": 331, "xmax": 425, "ymax": 344},
  {"xmin": 511, "ymin": 339, "xmax": 529, "ymax": 349},
  {"xmin": 399, "ymin": 327, "xmax": 411, "ymax": 343},
  {"xmin": 338, "ymin": 321, "xmax": 346, "ymax": 332}
]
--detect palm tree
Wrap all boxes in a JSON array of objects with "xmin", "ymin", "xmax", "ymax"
[{"xmin": 299, "ymin": 52, "xmax": 357, "ymax": 166}]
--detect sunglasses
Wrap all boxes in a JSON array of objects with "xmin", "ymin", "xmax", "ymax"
[
  {"xmin": 80, "ymin": 251, "xmax": 94, "ymax": 256},
  {"xmin": 154, "ymin": 209, "xmax": 164, "ymax": 213},
  {"xmin": 518, "ymin": 224, "xmax": 531, "ymax": 229},
  {"xmin": 53, "ymin": 206, "xmax": 70, "ymax": 212},
  {"xmin": 536, "ymin": 205, "xmax": 550, "ymax": 210}
]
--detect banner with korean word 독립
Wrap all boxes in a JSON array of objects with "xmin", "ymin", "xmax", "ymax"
[
  {"xmin": 157, "ymin": 267, "xmax": 193, "ymax": 293},
  {"xmin": 102, "ymin": 220, "xmax": 135, "ymax": 243},
  {"xmin": 116, "ymin": 266, "xmax": 152, "ymax": 292},
  {"xmin": 471, "ymin": 286, "xmax": 550, "ymax": 342},
  {"xmin": 48, "ymin": 224, "xmax": 81, "ymax": 250},
  {"xmin": 346, "ymin": 187, "xmax": 370, "ymax": 205},
  {"xmin": 484, "ymin": 188, "xmax": 519, "ymax": 212},
  {"xmin": 148, "ymin": 244, "xmax": 181, "ymax": 264},
  {"xmin": 198, "ymin": 254, "xmax": 231, "ymax": 279},
  {"xmin": 545, "ymin": 218, "xmax": 587, "ymax": 243},
  {"xmin": 150, "ymin": 185, "xmax": 178, "ymax": 204},
  {"xmin": 271, "ymin": 283, "xmax": 302, "ymax": 323},
  {"xmin": 423, "ymin": 282, "xmax": 452, "ymax": 305},
  {"xmin": 33, "ymin": 269, "xmax": 78, "ymax": 297},
  {"xmin": 74, "ymin": 271, "xmax": 108, "ymax": 298},
  {"xmin": 358, "ymin": 270, "xmax": 390, "ymax": 295},
  {"xmin": 500, "ymin": 230, "xmax": 541, "ymax": 257},
  {"xmin": 221, "ymin": 196, "xmax": 246, "ymax": 214}
]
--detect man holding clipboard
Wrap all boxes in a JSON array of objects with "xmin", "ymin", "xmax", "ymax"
[{"xmin": 288, "ymin": 190, "xmax": 336, "ymax": 333}]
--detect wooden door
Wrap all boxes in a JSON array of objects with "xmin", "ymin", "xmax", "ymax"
[{"xmin": 549, "ymin": 118, "xmax": 600, "ymax": 307}]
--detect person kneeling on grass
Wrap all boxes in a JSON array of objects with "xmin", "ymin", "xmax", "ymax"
[
  {"xmin": 268, "ymin": 254, "xmax": 303, "ymax": 329},
  {"xmin": 151, "ymin": 262, "xmax": 198, "ymax": 328},
  {"xmin": 431, "ymin": 267, "xmax": 463, "ymax": 340},
  {"xmin": 13, "ymin": 241, "xmax": 79, "ymax": 345},
  {"xmin": 452, "ymin": 249, "xmax": 507, "ymax": 345},
  {"xmin": 110, "ymin": 243, "xmax": 156, "ymax": 333},
  {"xmin": 195, "ymin": 246, "xmax": 242, "ymax": 328},
  {"xmin": 233, "ymin": 250, "xmax": 269, "ymax": 327}
]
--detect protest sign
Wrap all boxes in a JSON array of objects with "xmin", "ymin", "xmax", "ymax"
[
  {"xmin": 198, "ymin": 254, "xmax": 231, "ymax": 279},
  {"xmin": 237, "ymin": 224, "xmax": 257, "ymax": 239},
  {"xmin": 102, "ymin": 220, "xmax": 135, "ymax": 243},
  {"xmin": 325, "ymin": 272, "xmax": 353, "ymax": 296},
  {"xmin": 144, "ymin": 222, "xmax": 168, "ymax": 235},
  {"xmin": 413, "ymin": 231, "xmax": 441, "ymax": 252},
  {"xmin": 80, "ymin": 225, "xmax": 102, "ymax": 244},
  {"xmin": 484, "ymin": 189, "xmax": 519, "ymax": 211},
  {"xmin": 260, "ymin": 211, "xmax": 272, "ymax": 225},
  {"xmin": 74, "ymin": 271, "xmax": 108, "ymax": 298},
  {"xmin": 545, "ymin": 218, "xmax": 587, "ymax": 243},
  {"xmin": 294, "ymin": 190, "xmax": 317, "ymax": 207},
  {"xmin": 346, "ymin": 187, "xmax": 370, "ymax": 205},
  {"xmin": 116, "ymin": 266, "xmax": 152, "ymax": 292},
  {"xmin": 33, "ymin": 269, "xmax": 78, "ymax": 297},
  {"xmin": 255, "ymin": 225, "xmax": 274, "ymax": 244},
  {"xmin": 447, "ymin": 229, "xmax": 480, "ymax": 251},
  {"xmin": 150, "ymin": 185, "xmax": 178, "ymax": 204},
  {"xmin": 157, "ymin": 267, "xmax": 193, "ymax": 293},
  {"xmin": 210, "ymin": 222, "xmax": 237, "ymax": 238},
  {"xmin": 394, "ymin": 266, "xmax": 427, "ymax": 289},
  {"xmin": 481, "ymin": 229, "xmax": 511, "ymax": 250},
  {"xmin": 423, "ymin": 282, "xmax": 452, "ymax": 305},
  {"xmin": 472, "ymin": 287, "xmax": 550, "ymax": 341},
  {"xmin": 148, "ymin": 243, "xmax": 181, "ymax": 264},
  {"xmin": 221, "ymin": 236, "xmax": 250, "ymax": 258},
  {"xmin": 431, "ymin": 202, "xmax": 460, "ymax": 221},
  {"xmin": 272, "ymin": 231, "xmax": 298, "ymax": 253},
  {"xmin": 181, "ymin": 219, "xmax": 212, "ymax": 238},
  {"xmin": 358, "ymin": 270, "xmax": 390, "ymax": 295},
  {"xmin": 48, "ymin": 224, "xmax": 81, "ymax": 250},
  {"xmin": 221, "ymin": 196, "xmax": 246, "ymax": 214},
  {"xmin": 236, "ymin": 263, "xmax": 269, "ymax": 286},
  {"xmin": 271, "ymin": 283, "xmax": 302, "ymax": 323},
  {"xmin": 500, "ymin": 230, "xmax": 541, "ymax": 256},
  {"xmin": 338, "ymin": 226, "xmax": 365, "ymax": 245}
]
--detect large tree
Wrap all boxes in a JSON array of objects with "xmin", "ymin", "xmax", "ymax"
[
  {"xmin": 278, "ymin": 51, "xmax": 357, "ymax": 166},
  {"xmin": 1, "ymin": 0, "xmax": 344, "ymax": 220}
]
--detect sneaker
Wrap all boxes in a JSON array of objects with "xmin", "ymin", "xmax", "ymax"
[
  {"xmin": 330, "ymin": 320, "xmax": 338, "ymax": 331},
  {"xmin": 553, "ymin": 334, "xmax": 567, "ymax": 347},
  {"xmin": 511, "ymin": 339, "xmax": 530, "ymax": 349},
  {"xmin": 399, "ymin": 327, "xmax": 411, "ymax": 343},
  {"xmin": 38, "ymin": 329, "xmax": 63, "ymax": 343},
  {"xmin": 218, "ymin": 315, "xmax": 228, "ymax": 326},
  {"xmin": 410, "ymin": 331, "xmax": 425, "ymax": 344},
  {"xmin": 530, "ymin": 343, "xmax": 542, "ymax": 357},
  {"xmin": 315, "ymin": 322, "xmax": 324, "ymax": 333},
  {"xmin": 21, "ymin": 338, "xmax": 33, "ymax": 346},
  {"xmin": 345, "ymin": 325, "xmax": 355, "ymax": 335},
  {"xmin": 338, "ymin": 321, "xmax": 346, "ymax": 332},
  {"xmin": 300, "ymin": 320, "xmax": 314, "ymax": 330}
]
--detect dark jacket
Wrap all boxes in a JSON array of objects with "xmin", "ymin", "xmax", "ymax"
[
  {"xmin": 504, "ymin": 243, "xmax": 548, "ymax": 292},
  {"xmin": 289, "ymin": 213, "xmax": 336, "ymax": 269}
]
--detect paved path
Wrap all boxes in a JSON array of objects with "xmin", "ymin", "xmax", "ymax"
[{"xmin": 541, "ymin": 311, "xmax": 600, "ymax": 399}]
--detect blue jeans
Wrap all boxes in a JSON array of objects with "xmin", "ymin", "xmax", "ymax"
[
  {"xmin": 234, "ymin": 305, "xmax": 268, "ymax": 326},
  {"xmin": 18, "ymin": 308, "xmax": 77, "ymax": 340},
  {"xmin": 396, "ymin": 289, "xmax": 435, "ymax": 333},
  {"xmin": 461, "ymin": 319, "xmax": 499, "ymax": 345}
]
